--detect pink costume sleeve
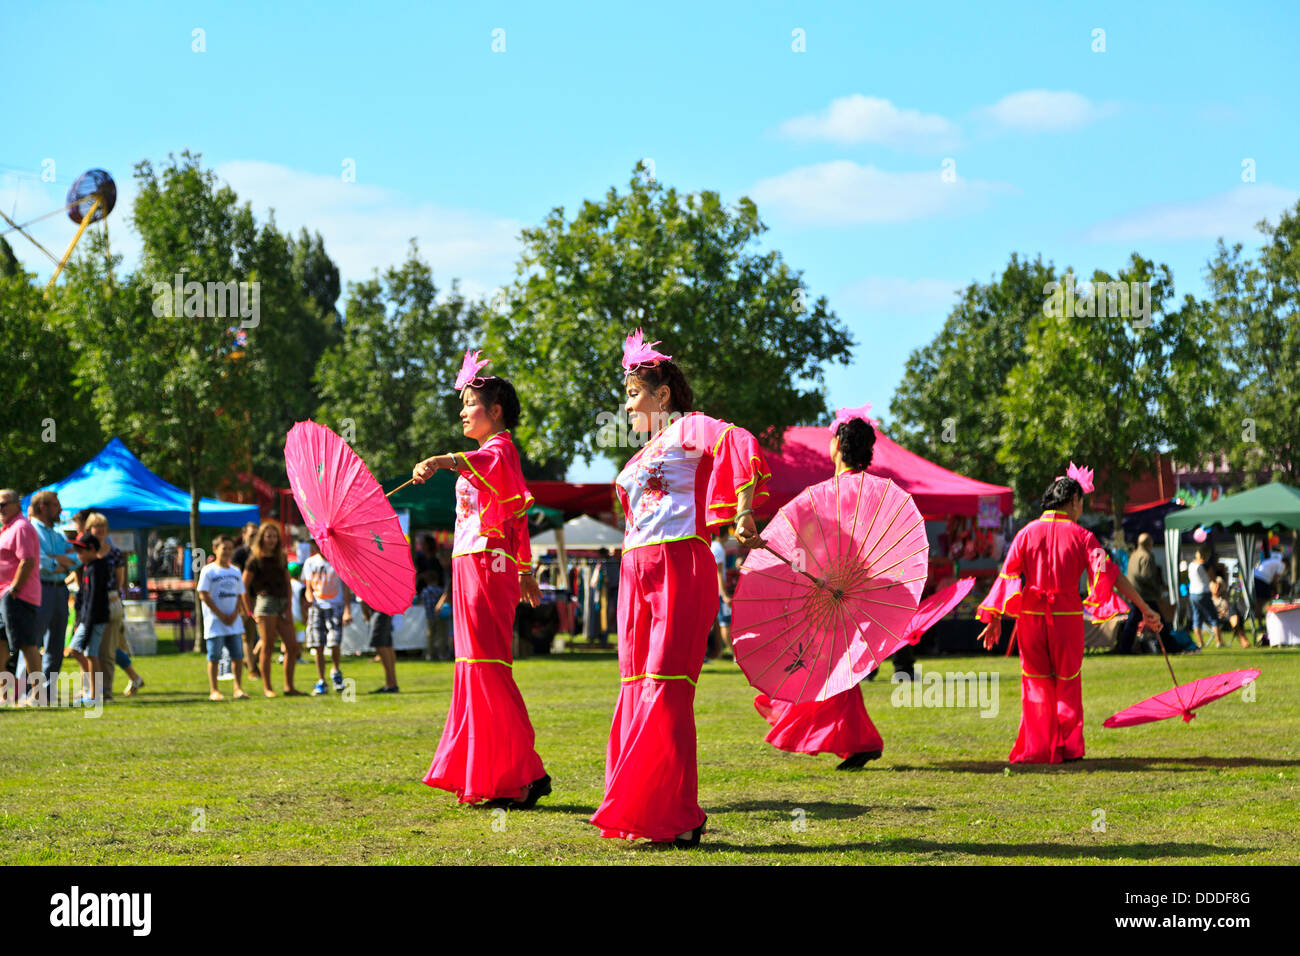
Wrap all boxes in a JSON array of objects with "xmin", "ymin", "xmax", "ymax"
[
  {"xmin": 454, "ymin": 436, "xmax": 536, "ymax": 565},
  {"xmin": 683, "ymin": 415, "xmax": 773, "ymax": 527},
  {"xmin": 976, "ymin": 530, "xmax": 1024, "ymax": 623},
  {"xmin": 1083, "ymin": 541, "xmax": 1126, "ymax": 623}
]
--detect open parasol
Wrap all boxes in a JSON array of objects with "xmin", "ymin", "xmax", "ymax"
[
  {"xmin": 284, "ymin": 420, "xmax": 415, "ymax": 614},
  {"xmin": 731, "ymin": 472, "xmax": 929, "ymax": 703},
  {"xmin": 1103, "ymin": 668, "xmax": 1259, "ymax": 728}
]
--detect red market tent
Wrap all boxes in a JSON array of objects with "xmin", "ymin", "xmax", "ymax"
[
  {"xmin": 529, "ymin": 480, "xmax": 614, "ymax": 518},
  {"xmin": 758, "ymin": 425, "xmax": 1013, "ymax": 520}
]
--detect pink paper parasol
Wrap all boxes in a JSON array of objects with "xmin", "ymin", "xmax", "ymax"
[
  {"xmin": 731, "ymin": 472, "xmax": 929, "ymax": 703},
  {"xmin": 1103, "ymin": 669, "xmax": 1259, "ymax": 728},
  {"xmin": 284, "ymin": 420, "xmax": 415, "ymax": 614}
]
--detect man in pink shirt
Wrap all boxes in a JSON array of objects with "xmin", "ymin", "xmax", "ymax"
[{"xmin": 1, "ymin": 489, "xmax": 44, "ymax": 705}]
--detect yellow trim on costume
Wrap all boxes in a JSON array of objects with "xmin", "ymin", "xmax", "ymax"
[
  {"xmin": 451, "ymin": 547, "xmax": 521, "ymax": 565},
  {"xmin": 621, "ymin": 533, "xmax": 707, "ymax": 553},
  {"xmin": 456, "ymin": 452, "xmax": 500, "ymax": 496},
  {"xmin": 1022, "ymin": 670, "xmax": 1054, "ymax": 679},
  {"xmin": 455, "ymin": 657, "xmax": 512, "ymax": 667},
  {"xmin": 1021, "ymin": 609, "xmax": 1083, "ymax": 616},
  {"xmin": 998, "ymin": 572, "xmax": 1019, "ymax": 580},
  {"xmin": 621, "ymin": 673, "xmax": 698, "ymax": 687},
  {"xmin": 1057, "ymin": 668, "xmax": 1081, "ymax": 680},
  {"xmin": 710, "ymin": 425, "xmax": 736, "ymax": 457},
  {"xmin": 1038, "ymin": 510, "xmax": 1072, "ymax": 522}
]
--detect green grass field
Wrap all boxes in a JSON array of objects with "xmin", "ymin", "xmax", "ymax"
[{"xmin": 3, "ymin": 641, "xmax": 1297, "ymax": 865}]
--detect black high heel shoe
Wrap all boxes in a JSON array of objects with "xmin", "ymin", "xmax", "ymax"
[
  {"xmin": 836, "ymin": 750, "xmax": 882, "ymax": 770},
  {"xmin": 510, "ymin": 774, "xmax": 552, "ymax": 809},
  {"xmin": 673, "ymin": 816, "xmax": 707, "ymax": 848}
]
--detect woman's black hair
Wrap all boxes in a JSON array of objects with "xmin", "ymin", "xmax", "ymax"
[
  {"xmin": 626, "ymin": 360, "xmax": 694, "ymax": 414},
  {"xmin": 834, "ymin": 418, "xmax": 876, "ymax": 472},
  {"xmin": 1041, "ymin": 476, "xmax": 1083, "ymax": 512},
  {"xmin": 467, "ymin": 376, "xmax": 521, "ymax": 430}
]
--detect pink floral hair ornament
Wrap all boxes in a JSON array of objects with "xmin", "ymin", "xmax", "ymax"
[
  {"xmin": 621, "ymin": 328, "xmax": 673, "ymax": 372},
  {"xmin": 1055, "ymin": 461, "xmax": 1095, "ymax": 495},
  {"xmin": 828, "ymin": 403, "xmax": 878, "ymax": 434},
  {"xmin": 454, "ymin": 349, "xmax": 491, "ymax": 390}
]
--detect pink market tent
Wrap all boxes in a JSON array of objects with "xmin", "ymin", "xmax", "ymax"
[{"xmin": 758, "ymin": 425, "xmax": 1013, "ymax": 521}]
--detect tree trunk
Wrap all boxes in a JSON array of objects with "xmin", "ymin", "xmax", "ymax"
[{"xmin": 191, "ymin": 477, "xmax": 204, "ymax": 646}]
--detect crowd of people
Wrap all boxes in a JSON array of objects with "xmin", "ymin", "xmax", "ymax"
[
  {"xmin": 1115, "ymin": 534, "xmax": 1290, "ymax": 655},
  {"xmin": 0, "ymin": 490, "xmax": 146, "ymax": 707}
]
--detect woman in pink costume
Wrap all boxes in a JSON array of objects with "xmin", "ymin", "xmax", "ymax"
[
  {"xmin": 752, "ymin": 406, "xmax": 887, "ymax": 770},
  {"xmin": 413, "ymin": 350, "xmax": 549, "ymax": 807},
  {"xmin": 591, "ymin": 330, "xmax": 770, "ymax": 846},
  {"xmin": 976, "ymin": 464, "xmax": 1163, "ymax": 763}
]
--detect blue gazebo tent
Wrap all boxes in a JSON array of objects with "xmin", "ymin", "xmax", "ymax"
[{"xmin": 23, "ymin": 437, "xmax": 259, "ymax": 530}]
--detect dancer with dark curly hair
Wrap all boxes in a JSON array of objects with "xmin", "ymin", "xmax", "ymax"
[
  {"xmin": 412, "ymin": 350, "xmax": 550, "ymax": 808},
  {"xmin": 751, "ymin": 408, "xmax": 892, "ymax": 770}
]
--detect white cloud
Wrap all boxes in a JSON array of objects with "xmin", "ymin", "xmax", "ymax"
[
  {"xmin": 778, "ymin": 95, "xmax": 960, "ymax": 151},
  {"xmin": 838, "ymin": 276, "xmax": 964, "ymax": 315},
  {"xmin": 749, "ymin": 160, "xmax": 1011, "ymax": 226},
  {"xmin": 976, "ymin": 90, "xmax": 1114, "ymax": 132},
  {"xmin": 1086, "ymin": 184, "xmax": 1300, "ymax": 242},
  {"xmin": 215, "ymin": 161, "xmax": 525, "ymax": 296}
]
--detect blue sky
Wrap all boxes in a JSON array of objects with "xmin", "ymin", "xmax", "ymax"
[{"xmin": 4, "ymin": 1, "xmax": 1298, "ymax": 481}]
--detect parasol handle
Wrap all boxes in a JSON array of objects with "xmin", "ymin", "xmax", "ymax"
[
  {"xmin": 759, "ymin": 543, "xmax": 837, "ymax": 595},
  {"xmin": 385, "ymin": 478, "xmax": 416, "ymax": 499}
]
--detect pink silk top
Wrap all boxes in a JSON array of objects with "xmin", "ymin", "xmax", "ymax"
[
  {"xmin": 976, "ymin": 510, "xmax": 1121, "ymax": 623},
  {"xmin": 452, "ymin": 431, "xmax": 535, "ymax": 568}
]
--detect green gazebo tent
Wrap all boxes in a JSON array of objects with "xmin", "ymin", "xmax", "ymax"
[{"xmin": 1163, "ymin": 483, "xmax": 1300, "ymax": 615}]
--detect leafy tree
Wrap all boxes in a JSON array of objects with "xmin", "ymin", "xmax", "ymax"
[
  {"xmin": 0, "ymin": 236, "xmax": 21, "ymax": 279},
  {"xmin": 57, "ymin": 152, "xmax": 255, "ymax": 556},
  {"xmin": 239, "ymin": 220, "xmax": 342, "ymax": 479},
  {"xmin": 995, "ymin": 254, "xmax": 1217, "ymax": 533},
  {"xmin": 888, "ymin": 253, "xmax": 1056, "ymax": 484},
  {"xmin": 314, "ymin": 242, "xmax": 482, "ymax": 480},
  {"xmin": 482, "ymin": 164, "xmax": 854, "ymax": 472},
  {"xmin": 1204, "ymin": 201, "xmax": 1300, "ymax": 485},
  {"xmin": 0, "ymin": 268, "xmax": 105, "ymax": 492}
]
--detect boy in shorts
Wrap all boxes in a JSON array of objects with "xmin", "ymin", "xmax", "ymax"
[
  {"xmin": 68, "ymin": 531, "xmax": 109, "ymax": 704},
  {"xmin": 302, "ymin": 540, "xmax": 351, "ymax": 694},
  {"xmin": 361, "ymin": 600, "xmax": 399, "ymax": 693},
  {"xmin": 197, "ymin": 535, "xmax": 249, "ymax": 700}
]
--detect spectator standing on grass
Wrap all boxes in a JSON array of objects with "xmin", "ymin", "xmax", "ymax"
[
  {"xmin": 83, "ymin": 513, "xmax": 144, "ymax": 699},
  {"xmin": 0, "ymin": 489, "xmax": 43, "ymax": 706},
  {"xmin": 1118, "ymin": 533, "xmax": 1167, "ymax": 654},
  {"xmin": 197, "ymin": 535, "xmax": 249, "ymax": 700},
  {"xmin": 420, "ymin": 559, "xmax": 449, "ymax": 661},
  {"xmin": 302, "ymin": 539, "xmax": 351, "ymax": 695},
  {"xmin": 1188, "ymin": 548, "xmax": 1221, "ymax": 649},
  {"xmin": 67, "ymin": 530, "xmax": 110, "ymax": 704},
  {"xmin": 29, "ymin": 491, "xmax": 77, "ymax": 702},
  {"xmin": 361, "ymin": 601, "xmax": 399, "ymax": 693},
  {"xmin": 711, "ymin": 531, "xmax": 733, "ymax": 659},
  {"xmin": 243, "ymin": 522, "xmax": 301, "ymax": 697},
  {"xmin": 232, "ymin": 521, "xmax": 261, "ymax": 679}
]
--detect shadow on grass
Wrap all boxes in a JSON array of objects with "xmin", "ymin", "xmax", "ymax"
[
  {"xmin": 892, "ymin": 756, "xmax": 1300, "ymax": 774},
  {"xmin": 682, "ymin": 838, "xmax": 1257, "ymax": 859},
  {"xmin": 709, "ymin": 800, "xmax": 935, "ymax": 818}
]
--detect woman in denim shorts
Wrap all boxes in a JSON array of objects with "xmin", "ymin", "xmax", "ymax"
[{"xmin": 242, "ymin": 522, "xmax": 301, "ymax": 697}]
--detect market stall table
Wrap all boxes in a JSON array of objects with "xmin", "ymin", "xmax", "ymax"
[{"xmin": 1265, "ymin": 602, "xmax": 1300, "ymax": 646}]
